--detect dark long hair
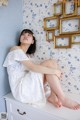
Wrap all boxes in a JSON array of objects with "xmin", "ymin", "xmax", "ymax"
[{"xmin": 18, "ymin": 29, "xmax": 36, "ymax": 54}]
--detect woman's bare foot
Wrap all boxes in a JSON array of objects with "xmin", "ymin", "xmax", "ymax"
[
  {"xmin": 62, "ymin": 97, "xmax": 80, "ymax": 110},
  {"xmin": 47, "ymin": 94, "xmax": 62, "ymax": 108}
]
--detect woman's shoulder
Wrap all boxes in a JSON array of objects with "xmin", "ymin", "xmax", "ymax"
[{"xmin": 10, "ymin": 46, "xmax": 20, "ymax": 52}]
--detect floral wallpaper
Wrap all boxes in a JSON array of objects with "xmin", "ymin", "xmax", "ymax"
[{"xmin": 22, "ymin": 0, "xmax": 80, "ymax": 95}]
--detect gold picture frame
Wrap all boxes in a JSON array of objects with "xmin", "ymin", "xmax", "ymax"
[
  {"xmin": 0, "ymin": 0, "xmax": 8, "ymax": 6},
  {"xmin": 78, "ymin": 0, "xmax": 80, "ymax": 6},
  {"xmin": 46, "ymin": 31, "xmax": 54, "ymax": 42},
  {"xmin": 60, "ymin": 16, "xmax": 80, "ymax": 34},
  {"xmin": 44, "ymin": 16, "xmax": 59, "ymax": 31},
  {"xmin": 54, "ymin": 29, "xmax": 60, "ymax": 36},
  {"xmin": 63, "ymin": 0, "xmax": 77, "ymax": 17},
  {"xmin": 54, "ymin": 35, "xmax": 71, "ymax": 48},
  {"xmin": 54, "ymin": 2, "xmax": 63, "ymax": 16},
  {"xmin": 77, "ymin": 6, "xmax": 80, "ymax": 15},
  {"xmin": 72, "ymin": 34, "xmax": 80, "ymax": 44}
]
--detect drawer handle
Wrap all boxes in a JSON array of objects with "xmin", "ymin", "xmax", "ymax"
[{"xmin": 17, "ymin": 109, "xmax": 26, "ymax": 115}]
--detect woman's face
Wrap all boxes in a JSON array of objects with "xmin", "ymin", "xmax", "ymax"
[{"xmin": 20, "ymin": 32, "xmax": 34, "ymax": 45}]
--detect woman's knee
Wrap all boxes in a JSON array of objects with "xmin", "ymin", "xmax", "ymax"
[
  {"xmin": 45, "ymin": 59, "xmax": 53, "ymax": 66},
  {"xmin": 40, "ymin": 59, "xmax": 53, "ymax": 67},
  {"xmin": 46, "ymin": 59, "xmax": 58, "ymax": 68},
  {"xmin": 40, "ymin": 59, "xmax": 60, "ymax": 72}
]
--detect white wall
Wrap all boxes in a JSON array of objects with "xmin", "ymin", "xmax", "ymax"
[{"xmin": 23, "ymin": 0, "xmax": 80, "ymax": 95}]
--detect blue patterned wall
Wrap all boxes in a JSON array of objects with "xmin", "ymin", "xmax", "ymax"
[
  {"xmin": 22, "ymin": 0, "xmax": 80, "ymax": 95},
  {"xmin": 0, "ymin": 0, "xmax": 22, "ymax": 112}
]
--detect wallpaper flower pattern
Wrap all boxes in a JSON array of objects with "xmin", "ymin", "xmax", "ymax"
[{"xmin": 23, "ymin": 0, "xmax": 80, "ymax": 95}]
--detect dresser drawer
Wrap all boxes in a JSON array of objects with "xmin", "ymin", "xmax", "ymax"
[
  {"xmin": 4, "ymin": 93, "xmax": 80, "ymax": 120},
  {"xmin": 6, "ymin": 99, "xmax": 64, "ymax": 120},
  {"xmin": 6, "ymin": 100, "xmax": 35, "ymax": 120},
  {"xmin": 9, "ymin": 113, "xmax": 31, "ymax": 120}
]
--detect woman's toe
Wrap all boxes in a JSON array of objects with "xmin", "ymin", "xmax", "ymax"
[
  {"xmin": 58, "ymin": 100, "xmax": 62, "ymax": 107},
  {"xmin": 73, "ymin": 104, "xmax": 80, "ymax": 110}
]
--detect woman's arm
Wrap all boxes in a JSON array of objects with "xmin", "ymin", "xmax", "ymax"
[{"xmin": 21, "ymin": 60, "xmax": 61, "ymax": 75}]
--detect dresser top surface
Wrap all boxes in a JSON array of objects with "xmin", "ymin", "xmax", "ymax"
[{"xmin": 4, "ymin": 92, "xmax": 80, "ymax": 120}]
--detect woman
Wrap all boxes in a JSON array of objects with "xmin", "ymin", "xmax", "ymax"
[{"xmin": 3, "ymin": 29, "xmax": 80, "ymax": 109}]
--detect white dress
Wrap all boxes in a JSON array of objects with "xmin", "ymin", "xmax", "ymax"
[{"xmin": 3, "ymin": 49, "xmax": 46, "ymax": 107}]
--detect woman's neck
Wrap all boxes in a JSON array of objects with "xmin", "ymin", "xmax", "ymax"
[{"xmin": 20, "ymin": 44, "xmax": 30, "ymax": 53}]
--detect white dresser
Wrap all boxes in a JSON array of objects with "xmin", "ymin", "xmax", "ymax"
[{"xmin": 4, "ymin": 93, "xmax": 80, "ymax": 120}]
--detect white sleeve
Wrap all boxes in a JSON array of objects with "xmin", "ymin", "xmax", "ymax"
[{"xmin": 3, "ymin": 49, "xmax": 29, "ymax": 67}]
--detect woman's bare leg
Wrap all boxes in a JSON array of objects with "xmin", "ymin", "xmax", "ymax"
[
  {"xmin": 41, "ymin": 59, "xmax": 62, "ymax": 107},
  {"xmin": 46, "ymin": 74, "xmax": 80, "ymax": 110},
  {"xmin": 41, "ymin": 59, "xmax": 80, "ymax": 110},
  {"xmin": 47, "ymin": 88, "xmax": 62, "ymax": 108}
]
